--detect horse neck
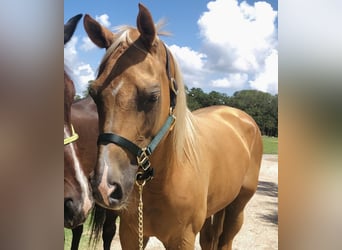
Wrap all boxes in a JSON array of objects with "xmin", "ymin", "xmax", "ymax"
[
  {"xmin": 71, "ymin": 97, "xmax": 98, "ymax": 176},
  {"xmin": 149, "ymin": 132, "xmax": 177, "ymax": 179}
]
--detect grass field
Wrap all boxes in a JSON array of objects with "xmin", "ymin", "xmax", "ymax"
[
  {"xmin": 64, "ymin": 217, "xmax": 101, "ymax": 250},
  {"xmin": 262, "ymin": 136, "xmax": 278, "ymax": 154}
]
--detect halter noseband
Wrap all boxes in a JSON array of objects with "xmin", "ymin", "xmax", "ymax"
[
  {"xmin": 64, "ymin": 125, "xmax": 79, "ymax": 145},
  {"xmin": 97, "ymin": 44, "xmax": 178, "ymax": 182}
]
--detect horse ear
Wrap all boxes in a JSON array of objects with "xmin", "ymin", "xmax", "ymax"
[
  {"xmin": 64, "ymin": 14, "xmax": 82, "ymax": 45},
  {"xmin": 83, "ymin": 14, "xmax": 114, "ymax": 49},
  {"xmin": 137, "ymin": 3, "xmax": 156, "ymax": 49}
]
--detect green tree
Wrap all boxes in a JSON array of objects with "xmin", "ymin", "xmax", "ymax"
[
  {"xmin": 207, "ymin": 91, "xmax": 230, "ymax": 106},
  {"xmin": 185, "ymin": 88, "xmax": 278, "ymax": 136},
  {"xmin": 229, "ymin": 90, "xmax": 278, "ymax": 136},
  {"xmin": 186, "ymin": 87, "xmax": 207, "ymax": 111},
  {"xmin": 82, "ymin": 84, "xmax": 91, "ymax": 97}
]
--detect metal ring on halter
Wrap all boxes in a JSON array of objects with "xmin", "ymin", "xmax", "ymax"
[{"xmin": 135, "ymin": 173, "xmax": 147, "ymax": 187}]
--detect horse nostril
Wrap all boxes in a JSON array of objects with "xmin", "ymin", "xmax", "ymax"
[
  {"xmin": 64, "ymin": 198, "xmax": 74, "ymax": 219},
  {"xmin": 109, "ymin": 183, "xmax": 123, "ymax": 201}
]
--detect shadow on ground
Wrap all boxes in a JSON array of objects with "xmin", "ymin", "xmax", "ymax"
[
  {"xmin": 256, "ymin": 181, "xmax": 278, "ymax": 225},
  {"xmin": 259, "ymin": 211, "xmax": 278, "ymax": 225},
  {"xmin": 257, "ymin": 181, "xmax": 278, "ymax": 198}
]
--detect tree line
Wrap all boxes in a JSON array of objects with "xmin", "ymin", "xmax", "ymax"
[
  {"xmin": 186, "ymin": 87, "xmax": 278, "ymax": 137},
  {"xmin": 76, "ymin": 87, "xmax": 278, "ymax": 137}
]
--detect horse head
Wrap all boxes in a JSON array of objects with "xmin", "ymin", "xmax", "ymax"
[
  {"xmin": 64, "ymin": 13, "xmax": 94, "ymax": 228},
  {"xmin": 84, "ymin": 4, "xmax": 178, "ymax": 210}
]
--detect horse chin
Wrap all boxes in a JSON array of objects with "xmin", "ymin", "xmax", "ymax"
[
  {"xmin": 64, "ymin": 213, "xmax": 86, "ymax": 229},
  {"xmin": 108, "ymin": 197, "xmax": 126, "ymax": 210},
  {"xmin": 64, "ymin": 221, "xmax": 74, "ymax": 229},
  {"xmin": 95, "ymin": 196, "xmax": 128, "ymax": 211}
]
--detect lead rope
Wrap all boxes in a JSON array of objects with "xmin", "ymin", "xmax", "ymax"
[{"xmin": 136, "ymin": 180, "xmax": 146, "ymax": 250}]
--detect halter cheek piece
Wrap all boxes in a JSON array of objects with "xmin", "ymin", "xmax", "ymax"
[
  {"xmin": 97, "ymin": 44, "xmax": 178, "ymax": 182},
  {"xmin": 64, "ymin": 125, "xmax": 79, "ymax": 145}
]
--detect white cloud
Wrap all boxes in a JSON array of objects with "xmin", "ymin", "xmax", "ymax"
[
  {"xmin": 249, "ymin": 49, "xmax": 278, "ymax": 93},
  {"xmin": 169, "ymin": 45, "xmax": 206, "ymax": 71},
  {"xmin": 198, "ymin": 0, "xmax": 277, "ymax": 71},
  {"xmin": 80, "ymin": 36, "xmax": 97, "ymax": 51},
  {"xmin": 95, "ymin": 14, "xmax": 111, "ymax": 28},
  {"xmin": 64, "ymin": 35, "xmax": 96, "ymax": 96},
  {"xmin": 65, "ymin": 14, "xmax": 130, "ymax": 96},
  {"xmin": 211, "ymin": 78, "xmax": 231, "ymax": 88},
  {"xmin": 193, "ymin": 0, "xmax": 278, "ymax": 93},
  {"xmin": 64, "ymin": 36, "xmax": 78, "ymax": 62},
  {"xmin": 73, "ymin": 63, "xmax": 96, "ymax": 93},
  {"xmin": 168, "ymin": 44, "xmax": 207, "ymax": 88},
  {"xmin": 166, "ymin": 0, "xmax": 277, "ymax": 94},
  {"xmin": 211, "ymin": 73, "xmax": 248, "ymax": 88}
]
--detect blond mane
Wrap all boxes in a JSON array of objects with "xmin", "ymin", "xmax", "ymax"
[{"xmin": 169, "ymin": 56, "xmax": 199, "ymax": 164}]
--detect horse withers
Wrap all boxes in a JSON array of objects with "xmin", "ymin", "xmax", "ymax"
[{"xmin": 84, "ymin": 4, "xmax": 262, "ymax": 249}]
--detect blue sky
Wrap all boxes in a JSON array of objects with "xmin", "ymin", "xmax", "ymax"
[{"xmin": 64, "ymin": 0, "xmax": 278, "ymax": 96}]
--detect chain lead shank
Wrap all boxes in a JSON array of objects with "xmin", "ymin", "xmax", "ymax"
[{"xmin": 136, "ymin": 180, "xmax": 145, "ymax": 250}]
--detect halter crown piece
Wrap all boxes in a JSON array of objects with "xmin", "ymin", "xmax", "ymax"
[
  {"xmin": 97, "ymin": 44, "xmax": 178, "ymax": 182},
  {"xmin": 64, "ymin": 125, "xmax": 79, "ymax": 145}
]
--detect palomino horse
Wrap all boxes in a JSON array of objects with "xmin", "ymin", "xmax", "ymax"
[
  {"xmin": 64, "ymin": 14, "xmax": 94, "ymax": 250},
  {"xmin": 84, "ymin": 4, "xmax": 262, "ymax": 249},
  {"xmin": 71, "ymin": 96, "xmax": 119, "ymax": 250}
]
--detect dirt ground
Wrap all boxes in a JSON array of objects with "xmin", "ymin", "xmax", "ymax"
[{"xmin": 110, "ymin": 154, "xmax": 278, "ymax": 249}]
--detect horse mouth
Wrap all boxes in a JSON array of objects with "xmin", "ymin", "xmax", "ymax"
[
  {"xmin": 64, "ymin": 197, "xmax": 89, "ymax": 228},
  {"xmin": 108, "ymin": 197, "xmax": 126, "ymax": 210},
  {"xmin": 94, "ymin": 199, "xmax": 126, "ymax": 211}
]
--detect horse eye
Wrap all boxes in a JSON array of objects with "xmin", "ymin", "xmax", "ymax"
[
  {"xmin": 149, "ymin": 95, "xmax": 159, "ymax": 102},
  {"xmin": 146, "ymin": 94, "xmax": 159, "ymax": 104}
]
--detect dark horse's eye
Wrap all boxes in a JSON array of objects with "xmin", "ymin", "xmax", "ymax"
[
  {"xmin": 139, "ymin": 92, "xmax": 159, "ymax": 112},
  {"xmin": 147, "ymin": 94, "xmax": 159, "ymax": 103}
]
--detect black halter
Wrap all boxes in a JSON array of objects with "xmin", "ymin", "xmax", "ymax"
[{"xmin": 97, "ymin": 44, "xmax": 178, "ymax": 182}]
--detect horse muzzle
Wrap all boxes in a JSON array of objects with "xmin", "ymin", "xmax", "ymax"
[{"xmin": 64, "ymin": 197, "xmax": 87, "ymax": 229}]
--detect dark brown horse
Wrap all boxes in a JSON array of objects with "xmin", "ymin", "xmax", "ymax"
[
  {"xmin": 84, "ymin": 4, "xmax": 262, "ymax": 249},
  {"xmin": 65, "ymin": 15, "xmax": 119, "ymax": 250},
  {"xmin": 65, "ymin": 16, "xmax": 118, "ymax": 249},
  {"xmin": 64, "ymin": 13, "xmax": 93, "ymax": 230},
  {"xmin": 64, "ymin": 13, "xmax": 94, "ymax": 249}
]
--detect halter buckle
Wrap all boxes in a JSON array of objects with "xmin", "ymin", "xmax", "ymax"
[{"xmin": 137, "ymin": 148, "xmax": 151, "ymax": 171}]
